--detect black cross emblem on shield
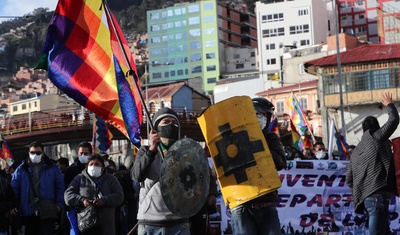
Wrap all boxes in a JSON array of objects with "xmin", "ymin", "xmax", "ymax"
[{"xmin": 214, "ymin": 123, "xmax": 264, "ymax": 184}]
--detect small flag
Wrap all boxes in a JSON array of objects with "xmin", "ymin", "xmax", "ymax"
[
  {"xmin": 267, "ymin": 117, "xmax": 280, "ymax": 137},
  {"xmin": 0, "ymin": 132, "xmax": 13, "ymax": 166},
  {"xmin": 328, "ymin": 120, "xmax": 349, "ymax": 160},
  {"xmin": 286, "ymin": 93, "xmax": 314, "ymax": 149},
  {"xmin": 290, "ymin": 120, "xmax": 312, "ymax": 151},
  {"xmin": 93, "ymin": 115, "xmax": 113, "ymax": 153}
]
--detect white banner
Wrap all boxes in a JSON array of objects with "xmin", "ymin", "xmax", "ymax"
[{"xmin": 210, "ymin": 160, "xmax": 400, "ymax": 235}]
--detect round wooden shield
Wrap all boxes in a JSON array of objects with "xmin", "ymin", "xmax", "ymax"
[{"xmin": 160, "ymin": 138, "xmax": 210, "ymax": 217}]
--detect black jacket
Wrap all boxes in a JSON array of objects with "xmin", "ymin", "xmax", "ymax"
[
  {"xmin": 63, "ymin": 158, "xmax": 86, "ymax": 188},
  {"xmin": 0, "ymin": 177, "xmax": 17, "ymax": 231}
]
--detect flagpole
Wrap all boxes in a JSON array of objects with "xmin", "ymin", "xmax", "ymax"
[
  {"xmin": 103, "ymin": 3, "xmax": 154, "ymax": 131},
  {"xmin": 103, "ymin": 2, "xmax": 165, "ymax": 158},
  {"xmin": 328, "ymin": 119, "xmax": 334, "ymax": 160}
]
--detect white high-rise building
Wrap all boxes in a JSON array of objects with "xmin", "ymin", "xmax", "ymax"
[{"xmin": 255, "ymin": 0, "xmax": 331, "ymax": 86}]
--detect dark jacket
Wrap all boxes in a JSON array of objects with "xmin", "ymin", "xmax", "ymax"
[
  {"xmin": 64, "ymin": 169, "xmax": 124, "ymax": 235},
  {"xmin": 11, "ymin": 156, "xmax": 65, "ymax": 216},
  {"xmin": 63, "ymin": 158, "xmax": 86, "ymax": 188},
  {"xmin": 251, "ymin": 131, "xmax": 287, "ymax": 204},
  {"xmin": 0, "ymin": 177, "xmax": 17, "ymax": 231},
  {"xmin": 346, "ymin": 103, "xmax": 399, "ymax": 214}
]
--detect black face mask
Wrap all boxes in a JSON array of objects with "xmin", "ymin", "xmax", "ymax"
[{"xmin": 157, "ymin": 124, "xmax": 179, "ymax": 140}]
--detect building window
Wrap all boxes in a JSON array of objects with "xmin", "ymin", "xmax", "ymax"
[
  {"xmin": 164, "ymin": 72, "xmax": 169, "ymax": 78},
  {"xmin": 276, "ymin": 101, "xmax": 284, "ymax": 113},
  {"xmin": 177, "ymin": 70, "xmax": 184, "ymax": 75},
  {"xmin": 356, "ymin": 14, "xmax": 365, "ymax": 20},
  {"xmin": 190, "ymin": 41, "xmax": 201, "ymax": 50},
  {"xmin": 207, "ymin": 65, "xmax": 216, "ymax": 71},
  {"xmin": 22, "ymin": 104, "xmax": 26, "ymax": 110},
  {"xmin": 175, "ymin": 8, "xmax": 182, "ymax": 15},
  {"xmin": 153, "ymin": 73, "xmax": 162, "ymax": 79},
  {"xmin": 189, "ymin": 29, "xmax": 201, "ymax": 37},
  {"xmin": 261, "ymin": 13, "xmax": 284, "ymax": 23},
  {"xmin": 207, "ymin": 77, "xmax": 216, "ymax": 83},
  {"xmin": 298, "ymin": 9, "xmax": 309, "ymax": 16},
  {"xmin": 206, "ymin": 52, "xmax": 215, "ymax": 59},
  {"xmin": 191, "ymin": 53, "xmax": 202, "ymax": 62},
  {"xmin": 151, "ymin": 25, "xmax": 160, "ymax": 31},
  {"xmin": 251, "ymin": 52, "xmax": 256, "ymax": 57},
  {"xmin": 236, "ymin": 64, "xmax": 244, "ymax": 69},
  {"xmin": 13, "ymin": 106, "xmax": 17, "ymax": 112},
  {"xmin": 150, "ymin": 12, "xmax": 160, "ymax": 20},
  {"xmin": 262, "ymin": 28, "xmax": 285, "ymax": 38},
  {"xmin": 205, "ymin": 28, "xmax": 214, "ymax": 34},
  {"xmin": 289, "ymin": 24, "xmax": 309, "ymax": 35},
  {"xmin": 205, "ymin": 40, "xmax": 215, "ymax": 47},
  {"xmin": 188, "ymin": 4, "xmax": 200, "ymax": 13},
  {"xmin": 355, "ymin": 1, "xmax": 364, "ymax": 6},
  {"xmin": 266, "ymin": 58, "xmax": 277, "ymax": 65},
  {"xmin": 34, "ymin": 101, "xmax": 37, "ymax": 107},
  {"xmin": 170, "ymin": 71, "xmax": 176, "ymax": 76},
  {"xmin": 300, "ymin": 39, "xmax": 310, "ymax": 46},
  {"xmin": 356, "ymin": 26, "xmax": 366, "ymax": 33},
  {"xmin": 204, "ymin": 2, "xmax": 213, "ymax": 10},
  {"xmin": 234, "ymin": 54, "xmax": 240, "ymax": 59},
  {"xmin": 204, "ymin": 16, "xmax": 214, "ymax": 22},
  {"xmin": 151, "ymin": 37, "xmax": 161, "ymax": 43},
  {"xmin": 188, "ymin": 16, "xmax": 200, "ymax": 25},
  {"xmin": 299, "ymin": 98, "xmax": 308, "ymax": 110},
  {"xmin": 191, "ymin": 66, "xmax": 202, "ymax": 73},
  {"xmin": 266, "ymin": 43, "xmax": 276, "ymax": 50},
  {"xmin": 175, "ymin": 21, "xmax": 182, "ymax": 28},
  {"xmin": 299, "ymin": 64, "xmax": 306, "ymax": 74}
]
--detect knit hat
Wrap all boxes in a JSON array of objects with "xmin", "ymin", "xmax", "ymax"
[{"xmin": 152, "ymin": 107, "xmax": 180, "ymax": 129}]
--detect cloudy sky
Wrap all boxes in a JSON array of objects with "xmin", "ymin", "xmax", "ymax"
[{"xmin": 0, "ymin": 0, "xmax": 57, "ymax": 21}]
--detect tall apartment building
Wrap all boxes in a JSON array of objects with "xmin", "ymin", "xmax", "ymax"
[
  {"xmin": 378, "ymin": 1, "xmax": 400, "ymax": 44},
  {"xmin": 255, "ymin": 0, "xmax": 329, "ymax": 84},
  {"xmin": 147, "ymin": 1, "xmax": 257, "ymax": 94}
]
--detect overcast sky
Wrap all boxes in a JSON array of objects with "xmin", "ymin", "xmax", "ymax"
[{"xmin": 0, "ymin": 0, "xmax": 57, "ymax": 21}]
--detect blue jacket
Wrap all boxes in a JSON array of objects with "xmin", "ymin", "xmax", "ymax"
[{"xmin": 11, "ymin": 156, "xmax": 65, "ymax": 216}]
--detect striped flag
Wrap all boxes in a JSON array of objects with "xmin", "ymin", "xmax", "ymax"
[
  {"xmin": 0, "ymin": 132, "xmax": 13, "ymax": 166},
  {"xmin": 35, "ymin": 0, "xmax": 142, "ymax": 148},
  {"xmin": 286, "ymin": 93, "xmax": 313, "ymax": 150},
  {"xmin": 328, "ymin": 120, "xmax": 349, "ymax": 160},
  {"xmin": 93, "ymin": 115, "xmax": 113, "ymax": 153}
]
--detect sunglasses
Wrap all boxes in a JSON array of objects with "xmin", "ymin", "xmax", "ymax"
[{"xmin": 29, "ymin": 151, "xmax": 42, "ymax": 155}]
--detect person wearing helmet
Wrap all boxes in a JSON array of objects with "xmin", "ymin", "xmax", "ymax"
[
  {"xmin": 131, "ymin": 107, "xmax": 190, "ymax": 235},
  {"xmin": 229, "ymin": 97, "xmax": 286, "ymax": 235}
]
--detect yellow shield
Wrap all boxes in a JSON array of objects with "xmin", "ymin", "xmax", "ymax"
[{"xmin": 197, "ymin": 96, "xmax": 281, "ymax": 208}]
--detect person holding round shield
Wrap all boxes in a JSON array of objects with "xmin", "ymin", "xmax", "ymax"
[{"xmin": 131, "ymin": 108, "xmax": 193, "ymax": 235}]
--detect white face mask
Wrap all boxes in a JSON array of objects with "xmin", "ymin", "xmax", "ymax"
[
  {"xmin": 29, "ymin": 154, "xmax": 42, "ymax": 164},
  {"xmin": 78, "ymin": 155, "xmax": 90, "ymax": 164},
  {"xmin": 257, "ymin": 116, "xmax": 267, "ymax": 130},
  {"xmin": 316, "ymin": 151, "xmax": 325, "ymax": 159},
  {"xmin": 87, "ymin": 166, "xmax": 103, "ymax": 178}
]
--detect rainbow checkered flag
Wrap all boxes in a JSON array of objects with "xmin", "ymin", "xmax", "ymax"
[
  {"xmin": 286, "ymin": 93, "xmax": 313, "ymax": 150},
  {"xmin": 35, "ymin": 0, "xmax": 142, "ymax": 148},
  {"xmin": 0, "ymin": 132, "xmax": 13, "ymax": 166},
  {"xmin": 93, "ymin": 115, "xmax": 113, "ymax": 153}
]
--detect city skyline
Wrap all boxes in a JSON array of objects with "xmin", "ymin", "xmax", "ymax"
[{"xmin": 0, "ymin": 0, "xmax": 56, "ymax": 22}]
